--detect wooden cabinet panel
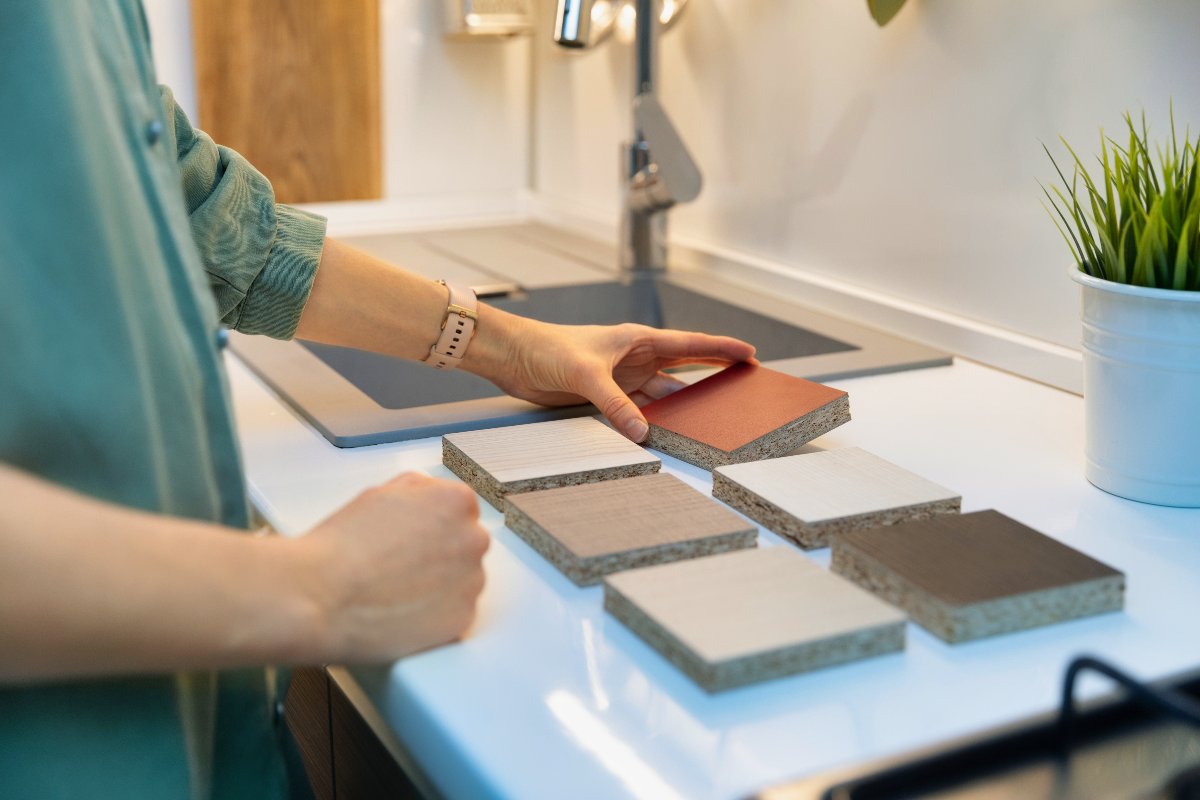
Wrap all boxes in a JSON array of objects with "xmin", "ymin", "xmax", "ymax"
[
  {"xmin": 285, "ymin": 666, "xmax": 334, "ymax": 800},
  {"xmin": 192, "ymin": 0, "xmax": 381, "ymax": 203},
  {"xmin": 330, "ymin": 676, "xmax": 422, "ymax": 799},
  {"xmin": 285, "ymin": 667, "xmax": 427, "ymax": 799}
]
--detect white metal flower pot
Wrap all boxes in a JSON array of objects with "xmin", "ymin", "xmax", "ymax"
[{"xmin": 1074, "ymin": 270, "xmax": 1200, "ymax": 506}]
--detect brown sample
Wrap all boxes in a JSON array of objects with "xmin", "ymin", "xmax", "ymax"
[
  {"xmin": 831, "ymin": 510, "xmax": 1125, "ymax": 643},
  {"xmin": 641, "ymin": 363, "xmax": 850, "ymax": 470},
  {"xmin": 605, "ymin": 547, "xmax": 906, "ymax": 692},
  {"xmin": 443, "ymin": 417, "xmax": 660, "ymax": 510},
  {"xmin": 504, "ymin": 474, "xmax": 757, "ymax": 586}
]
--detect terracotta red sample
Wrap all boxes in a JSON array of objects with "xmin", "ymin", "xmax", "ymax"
[{"xmin": 641, "ymin": 363, "xmax": 851, "ymax": 469}]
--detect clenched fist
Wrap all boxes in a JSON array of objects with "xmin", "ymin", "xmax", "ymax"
[{"xmin": 297, "ymin": 472, "xmax": 489, "ymax": 662}]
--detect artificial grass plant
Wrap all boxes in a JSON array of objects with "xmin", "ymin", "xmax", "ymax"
[{"xmin": 1043, "ymin": 109, "xmax": 1200, "ymax": 291}]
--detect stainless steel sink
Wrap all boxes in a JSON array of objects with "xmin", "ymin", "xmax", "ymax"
[{"xmin": 230, "ymin": 225, "xmax": 950, "ymax": 447}]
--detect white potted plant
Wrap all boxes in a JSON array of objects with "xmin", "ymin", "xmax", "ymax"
[{"xmin": 1044, "ymin": 111, "xmax": 1200, "ymax": 506}]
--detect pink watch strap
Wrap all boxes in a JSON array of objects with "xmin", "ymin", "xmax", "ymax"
[{"xmin": 424, "ymin": 281, "xmax": 478, "ymax": 370}]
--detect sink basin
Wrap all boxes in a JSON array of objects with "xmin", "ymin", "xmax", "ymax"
[
  {"xmin": 230, "ymin": 226, "xmax": 949, "ymax": 447},
  {"xmin": 301, "ymin": 278, "xmax": 854, "ymax": 410}
]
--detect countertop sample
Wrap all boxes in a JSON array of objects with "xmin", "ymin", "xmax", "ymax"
[
  {"xmin": 604, "ymin": 546, "xmax": 907, "ymax": 692},
  {"xmin": 712, "ymin": 446, "xmax": 962, "ymax": 549},
  {"xmin": 641, "ymin": 362, "xmax": 850, "ymax": 468},
  {"xmin": 505, "ymin": 473, "xmax": 756, "ymax": 586},
  {"xmin": 228, "ymin": 347, "xmax": 1200, "ymax": 800}
]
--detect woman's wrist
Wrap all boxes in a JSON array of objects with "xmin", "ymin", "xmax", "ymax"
[{"xmin": 460, "ymin": 302, "xmax": 529, "ymax": 384}]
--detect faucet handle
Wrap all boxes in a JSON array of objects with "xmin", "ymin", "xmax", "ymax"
[{"xmin": 630, "ymin": 93, "xmax": 702, "ymax": 213}]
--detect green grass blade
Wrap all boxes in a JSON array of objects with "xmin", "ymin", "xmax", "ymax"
[
  {"xmin": 1040, "ymin": 185, "xmax": 1084, "ymax": 267},
  {"xmin": 1174, "ymin": 217, "xmax": 1191, "ymax": 290},
  {"xmin": 1100, "ymin": 134, "xmax": 1120, "ymax": 241},
  {"xmin": 1117, "ymin": 219, "xmax": 1131, "ymax": 283}
]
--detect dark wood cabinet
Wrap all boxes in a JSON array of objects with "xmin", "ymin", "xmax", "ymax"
[
  {"xmin": 285, "ymin": 667, "xmax": 431, "ymax": 800},
  {"xmin": 285, "ymin": 667, "xmax": 335, "ymax": 800}
]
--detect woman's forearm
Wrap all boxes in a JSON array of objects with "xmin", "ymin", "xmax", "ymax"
[
  {"xmin": 292, "ymin": 236, "xmax": 756, "ymax": 441},
  {"xmin": 293, "ymin": 236, "xmax": 520, "ymax": 380},
  {"xmin": 0, "ymin": 463, "xmax": 489, "ymax": 685},
  {"xmin": 0, "ymin": 463, "xmax": 326, "ymax": 683}
]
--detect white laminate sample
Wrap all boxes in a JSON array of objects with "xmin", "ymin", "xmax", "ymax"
[
  {"xmin": 605, "ymin": 547, "xmax": 906, "ymax": 691},
  {"xmin": 716, "ymin": 447, "xmax": 960, "ymax": 524},
  {"xmin": 444, "ymin": 417, "xmax": 659, "ymax": 485}
]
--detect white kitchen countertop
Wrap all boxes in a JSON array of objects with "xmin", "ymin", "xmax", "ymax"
[{"xmin": 228, "ymin": 353, "xmax": 1200, "ymax": 800}]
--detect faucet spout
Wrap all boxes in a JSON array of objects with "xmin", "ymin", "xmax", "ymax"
[
  {"xmin": 620, "ymin": 0, "xmax": 700, "ymax": 273},
  {"xmin": 554, "ymin": 0, "xmax": 593, "ymax": 48},
  {"xmin": 551, "ymin": 0, "xmax": 699, "ymax": 273}
]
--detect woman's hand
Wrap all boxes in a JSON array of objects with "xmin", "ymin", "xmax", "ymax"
[
  {"xmin": 292, "ymin": 237, "xmax": 755, "ymax": 441},
  {"xmin": 464, "ymin": 310, "xmax": 755, "ymax": 442},
  {"xmin": 300, "ymin": 472, "xmax": 489, "ymax": 663}
]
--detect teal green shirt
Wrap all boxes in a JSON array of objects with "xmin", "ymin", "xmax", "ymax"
[{"xmin": 0, "ymin": 2, "xmax": 326, "ymax": 797}]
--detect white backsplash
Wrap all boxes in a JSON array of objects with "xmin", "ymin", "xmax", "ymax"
[
  {"xmin": 141, "ymin": 0, "xmax": 1200, "ymax": 381},
  {"xmin": 531, "ymin": 0, "xmax": 1200, "ymax": 354}
]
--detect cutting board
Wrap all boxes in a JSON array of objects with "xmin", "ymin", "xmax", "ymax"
[{"xmin": 192, "ymin": 0, "xmax": 381, "ymax": 203}]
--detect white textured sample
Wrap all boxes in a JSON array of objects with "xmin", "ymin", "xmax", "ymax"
[
  {"xmin": 716, "ymin": 447, "xmax": 960, "ymax": 524},
  {"xmin": 604, "ymin": 547, "xmax": 906, "ymax": 691},
  {"xmin": 444, "ymin": 417, "xmax": 659, "ymax": 484}
]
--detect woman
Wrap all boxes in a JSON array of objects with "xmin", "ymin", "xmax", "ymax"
[{"xmin": 0, "ymin": 2, "xmax": 753, "ymax": 798}]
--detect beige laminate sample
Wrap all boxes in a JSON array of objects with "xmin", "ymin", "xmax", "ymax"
[
  {"xmin": 443, "ymin": 417, "xmax": 660, "ymax": 510},
  {"xmin": 604, "ymin": 547, "xmax": 906, "ymax": 692},
  {"xmin": 504, "ymin": 473, "xmax": 757, "ymax": 586},
  {"xmin": 713, "ymin": 447, "xmax": 961, "ymax": 550}
]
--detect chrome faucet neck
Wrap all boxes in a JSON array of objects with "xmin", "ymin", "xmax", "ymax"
[
  {"xmin": 552, "ymin": 0, "xmax": 700, "ymax": 274},
  {"xmin": 621, "ymin": 0, "xmax": 700, "ymax": 274},
  {"xmin": 635, "ymin": 0, "xmax": 656, "ymax": 95}
]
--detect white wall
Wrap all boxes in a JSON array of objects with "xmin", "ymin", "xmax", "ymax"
[
  {"xmin": 532, "ymin": 0, "xmax": 1200, "ymax": 357},
  {"xmin": 140, "ymin": 0, "xmax": 1200, "ymax": 381},
  {"xmin": 143, "ymin": 0, "xmax": 532, "ymax": 229}
]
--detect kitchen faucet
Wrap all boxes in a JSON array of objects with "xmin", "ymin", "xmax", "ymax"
[{"xmin": 554, "ymin": 0, "xmax": 701, "ymax": 273}]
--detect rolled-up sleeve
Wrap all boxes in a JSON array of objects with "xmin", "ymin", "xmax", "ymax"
[{"xmin": 160, "ymin": 86, "xmax": 326, "ymax": 339}]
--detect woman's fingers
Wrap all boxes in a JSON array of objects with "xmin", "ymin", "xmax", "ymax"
[
  {"xmin": 637, "ymin": 328, "xmax": 756, "ymax": 363},
  {"xmin": 580, "ymin": 371, "xmax": 649, "ymax": 442},
  {"xmin": 636, "ymin": 371, "xmax": 689, "ymax": 401}
]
